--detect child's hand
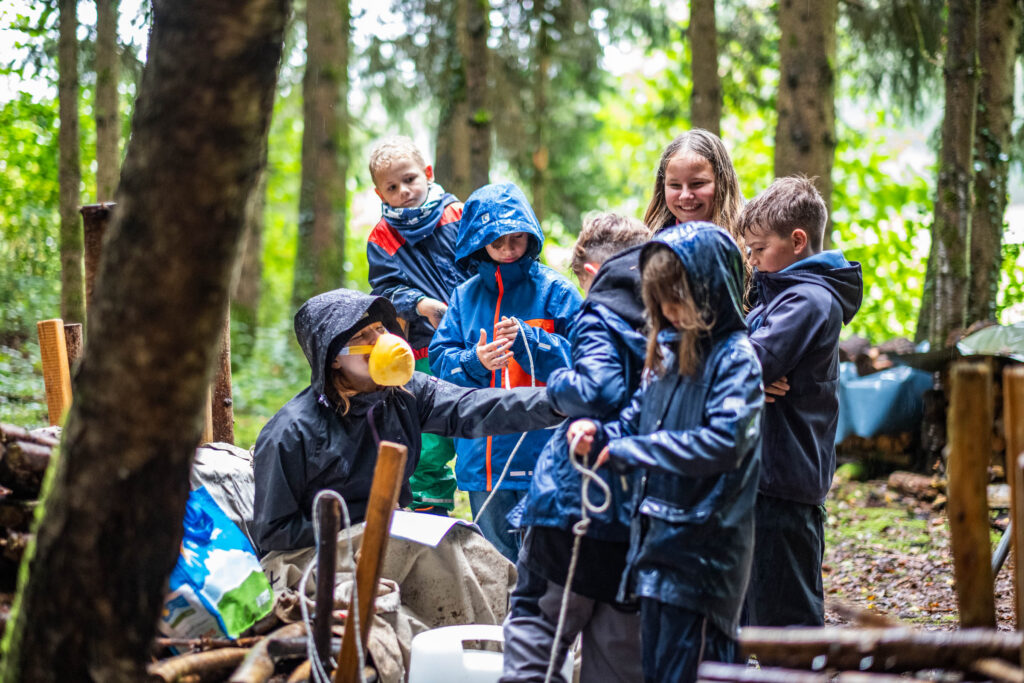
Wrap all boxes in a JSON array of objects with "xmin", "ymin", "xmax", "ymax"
[
  {"xmin": 764, "ymin": 376, "xmax": 790, "ymax": 404},
  {"xmin": 594, "ymin": 446, "xmax": 611, "ymax": 469},
  {"xmin": 567, "ymin": 419, "xmax": 598, "ymax": 456},
  {"xmin": 476, "ymin": 329, "xmax": 513, "ymax": 371},
  {"xmin": 494, "ymin": 316, "xmax": 519, "ymax": 345},
  {"xmin": 416, "ymin": 297, "xmax": 448, "ymax": 329}
]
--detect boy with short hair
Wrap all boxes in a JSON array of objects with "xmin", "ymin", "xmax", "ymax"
[
  {"xmin": 739, "ymin": 176, "xmax": 863, "ymax": 626},
  {"xmin": 429, "ymin": 182, "xmax": 582, "ymax": 562},
  {"xmin": 366, "ymin": 135, "xmax": 467, "ymax": 515}
]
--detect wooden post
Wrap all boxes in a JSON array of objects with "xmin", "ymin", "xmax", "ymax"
[
  {"xmin": 63, "ymin": 322, "xmax": 83, "ymax": 372},
  {"xmin": 335, "ymin": 441, "xmax": 408, "ymax": 683},
  {"xmin": 314, "ymin": 494, "xmax": 340, "ymax": 672},
  {"xmin": 37, "ymin": 319, "xmax": 73, "ymax": 426},
  {"xmin": 80, "ymin": 202, "xmax": 114, "ymax": 313},
  {"xmin": 1007, "ymin": 366, "xmax": 1024, "ymax": 631},
  {"xmin": 211, "ymin": 314, "xmax": 234, "ymax": 444},
  {"xmin": 947, "ymin": 362, "xmax": 995, "ymax": 628}
]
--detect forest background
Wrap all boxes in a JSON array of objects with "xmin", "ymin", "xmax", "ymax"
[{"xmin": 2, "ymin": 0, "xmax": 1024, "ymax": 449}]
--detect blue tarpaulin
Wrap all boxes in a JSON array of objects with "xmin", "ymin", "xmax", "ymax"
[{"xmin": 836, "ymin": 362, "xmax": 933, "ymax": 444}]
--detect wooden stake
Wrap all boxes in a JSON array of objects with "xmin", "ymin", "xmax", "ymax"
[
  {"xmin": 63, "ymin": 322, "xmax": 83, "ymax": 372},
  {"xmin": 314, "ymin": 494, "xmax": 340, "ymax": 673},
  {"xmin": 36, "ymin": 319, "xmax": 72, "ymax": 426},
  {"xmin": 947, "ymin": 362, "xmax": 995, "ymax": 628},
  {"xmin": 335, "ymin": 441, "xmax": 408, "ymax": 683},
  {"xmin": 1006, "ymin": 366, "xmax": 1024, "ymax": 630},
  {"xmin": 80, "ymin": 202, "xmax": 114, "ymax": 314},
  {"xmin": 211, "ymin": 314, "xmax": 234, "ymax": 444}
]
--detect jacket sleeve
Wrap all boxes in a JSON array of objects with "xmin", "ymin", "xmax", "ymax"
[
  {"xmin": 546, "ymin": 313, "xmax": 628, "ymax": 418},
  {"xmin": 509, "ymin": 282, "xmax": 582, "ymax": 382},
  {"xmin": 252, "ymin": 421, "xmax": 315, "ymax": 553},
  {"xmin": 607, "ymin": 345, "xmax": 763, "ymax": 478},
  {"xmin": 427, "ymin": 287, "xmax": 491, "ymax": 387},
  {"xmin": 415, "ymin": 374, "xmax": 563, "ymax": 437},
  {"xmin": 748, "ymin": 285, "xmax": 833, "ymax": 385},
  {"xmin": 367, "ymin": 241, "xmax": 426, "ymax": 319}
]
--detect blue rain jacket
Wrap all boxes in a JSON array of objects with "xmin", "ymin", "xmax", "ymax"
[
  {"xmin": 746, "ymin": 250, "xmax": 863, "ymax": 505},
  {"xmin": 518, "ymin": 245, "xmax": 647, "ymax": 541},
  {"xmin": 428, "ymin": 183, "xmax": 581, "ymax": 492},
  {"xmin": 595, "ymin": 223, "xmax": 764, "ymax": 637},
  {"xmin": 252, "ymin": 289, "xmax": 561, "ymax": 554},
  {"xmin": 366, "ymin": 190, "xmax": 469, "ymax": 353}
]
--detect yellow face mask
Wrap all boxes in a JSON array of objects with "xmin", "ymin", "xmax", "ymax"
[{"xmin": 337, "ymin": 332, "xmax": 414, "ymax": 386}]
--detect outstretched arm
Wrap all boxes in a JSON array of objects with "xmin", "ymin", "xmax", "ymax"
[
  {"xmin": 427, "ymin": 288, "xmax": 493, "ymax": 387},
  {"xmin": 416, "ymin": 374, "xmax": 562, "ymax": 438}
]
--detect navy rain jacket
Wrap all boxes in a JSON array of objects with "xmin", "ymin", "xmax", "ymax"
[
  {"xmin": 252, "ymin": 289, "xmax": 562, "ymax": 554},
  {"xmin": 428, "ymin": 183, "xmax": 581, "ymax": 492},
  {"xmin": 746, "ymin": 250, "xmax": 863, "ymax": 505},
  {"xmin": 519, "ymin": 245, "xmax": 648, "ymax": 541},
  {"xmin": 596, "ymin": 222, "xmax": 764, "ymax": 637}
]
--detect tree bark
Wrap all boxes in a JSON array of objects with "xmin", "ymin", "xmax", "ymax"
[
  {"xmin": 436, "ymin": 4, "xmax": 471, "ymax": 201},
  {"xmin": 968, "ymin": 0, "xmax": 1018, "ymax": 325},
  {"xmin": 59, "ymin": 0, "xmax": 85, "ymax": 324},
  {"xmin": 531, "ymin": 0, "xmax": 550, "ymax": 223},
  {"xmin": 465, "ymin": 0, "xmax": 491, "ymax": 189},
  {"xmin": 918, "ymin": 0, "xmax": 979, "ymax": 347},
  {"xmin": 774, "ymin": 0, "xmax": 837, "ymax": 240},
  {"xmin": 690, "ymin": 0, "xmax": 721, "ymax": 136},
  {"xmin": 0, "ymin": 0, "xmax": 288, "ymax": 677},
  {"xmin": 95, "ymin": 0, "xmax": 120, "ymax": 202},
  {"xmin": 292, "ymin": 0, "xmax": 349, "ymax": 308}
]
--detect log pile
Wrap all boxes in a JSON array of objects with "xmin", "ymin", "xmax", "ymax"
[{"xmin": 0, "ymin": 422, "xmax": 56, "ymax": 629}]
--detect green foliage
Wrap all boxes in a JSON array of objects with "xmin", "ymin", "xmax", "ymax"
[{"xmin": 0, "ymin": 342, "xmax": 47, "ymax": 428}]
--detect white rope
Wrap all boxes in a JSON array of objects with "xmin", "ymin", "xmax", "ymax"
[
  {"xmin": 301, "ymin": 489, "xmax": 366, "ymax": 683},
  {"xmin": 473, "ymin": 317, "xmax": 535, "ymax": 525},
  {"xmin": 543, "ymin": 430, "xmax": 613, "ymax": 683}
]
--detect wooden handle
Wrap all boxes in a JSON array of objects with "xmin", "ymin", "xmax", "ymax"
[
  {"xmin": 335, "ymin": 441, "xmax": 408, "ymax": 683},
  {"xmin": 37, "ymin": 319, "xmax": 72, "ymax": 426},
  {"xmin": 947, "ymin": 362, "xmax": 995, "ymax": 628}
]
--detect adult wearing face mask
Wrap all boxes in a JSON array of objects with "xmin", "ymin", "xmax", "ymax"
[{"xmin": 252, "ymin": 288, "xmax": 563, "ymax": 555}]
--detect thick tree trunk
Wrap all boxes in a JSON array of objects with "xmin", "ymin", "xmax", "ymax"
[
  {"xmin": 917, "ymin": 0, "xmax": 979, "ymax": 347},
  {"xmin": 531, "ymin": 0, "xmax": 550, "ymax": 223},
  {"xmin": 465, "ymin": 0, "xmax": 491, "ymax": 189},
  {"xmin": 292, "ymin": 0, "xmax": 348, "ymax": 308},
  {"xmin": 435, "ymin": 98, "xmax": 471, "ymax": 199},
  {"xmin": 774, "ymin": 0, "xmax": 837, "ymax": 241},
  {"xmin": 232, "ymin": 169, "xmax": 266, "ymax": 363},
  {"xmin": 968, "ymin": 0, "xmax": 1018, "ymax": 325},
  {"xmin": 0, "ymin": 0, "xmax": 287, "ymax": 678},
  {"xmin": 95, "ymin": 0, "xmax": 120, "ymax": 202},
  {"xmin": 690, "ymin": 0, "xmax": 721, "ymax": 136},
  {"xmin": 59, "ymin": 0, "xmax": 84, "ymax": 324}
]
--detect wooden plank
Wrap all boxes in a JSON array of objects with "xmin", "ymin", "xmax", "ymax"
[
  {"xmin": 1006, "ymin": 366, "xmax": 1024, "ymax": 631},
  {"xmin": 36, "ymin": 319, "xmax": 72, "ymax": 426},
  {"xmin": 335, "ymin": 441, "xmax": 407, "ymax": 683},
  {"xmin": 947, "ymin": 362, "xmax": 995, "ymax": 628}
]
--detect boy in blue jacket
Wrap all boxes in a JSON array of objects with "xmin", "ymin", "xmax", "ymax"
[
  {"xmin": 366, "ymin": 136, "xmax": 468, "ymax": 515},
  {"xmin": 429, "ymin": 182, "xmax": 582, "ymax": 561},
  {"xmin": 503, "ymin": 213, "xmax": 650, "ymax": 683},
  {"xmin": 739, "ymin": 176, "xmax": 863, "ymax": 626}
]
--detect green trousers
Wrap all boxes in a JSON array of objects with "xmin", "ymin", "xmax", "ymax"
[{"xmin": 409, "ymin": 357, "xmax": 457, "ymax": 511}]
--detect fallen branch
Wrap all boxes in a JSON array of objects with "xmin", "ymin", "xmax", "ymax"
[
  {"xmin": 0, "ymin": 424, "xmax": 59, "ymax": 449},
  {"xmin": 151, "ymin": 636, "xmax": 262, "ymax": 654},
  {"xmin": 887, "ymin": 471, "xmax": 942, "ymax": 501},
  {"xmin": 697, "ymin": 661, "xmax": 915, "ymax": 682},
  {"xmin": 147, "ymin": 647, "xmax": 248, "ymax": 682},
  {"xmin": 740, "ymin": 626, "xmax": 1022, "ymax": 672},
  {"xmin": 228, "ymin": 622, "xmax": 306, "ymax": 683},
  {"xmin": 972, "ymin": 657, "xmax": 1024, "ymax": 683}
]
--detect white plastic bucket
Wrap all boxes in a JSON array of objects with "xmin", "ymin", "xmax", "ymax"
[{"xmin": 408, "ymin": 624, "xmax": 574, "ymax": 683}]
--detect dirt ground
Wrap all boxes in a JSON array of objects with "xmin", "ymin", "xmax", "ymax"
[{"xmin": 823, "ymin": 477, "xmax": 1015, "ymax": 631}]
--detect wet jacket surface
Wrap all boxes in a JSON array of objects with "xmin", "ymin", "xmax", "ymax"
[
  {"xmin": 597, "ymin": 223, "xmax": 764, "ymax": 637},
  {"xmin": 428, "ymin": 183, "xmax": 581, "ymax": 492},
  {"xmin": 252, "ymin": 289, "xmax": 561, "ymax": 554},
  {"xmin": 366, "ymin": 191, "xmax": 467, "ymax": 352},
  {"xmin": 519, "ymin": 245, "xmax": 647, "ymax": 540},
  {"xmin": 746, "ymin": 250, "xmax": 863, "ymax": 505}
]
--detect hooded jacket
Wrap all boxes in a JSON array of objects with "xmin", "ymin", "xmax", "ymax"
[
  {"xmin": 366, "ymin": 186, "xmax": 468, "ymax": 352},
  {"xmin": 252, "ymin": 289, "xmax": 562, "ymax": 554},
  {"xmin": 746, "ymin": 250, "xmax": 863, "ymax": 505},
  {"xmin": 596, "ymin": 222, "xmax": 763, "ymax": 637},
  {"xmin": 518, "ymin": 245, "xmax": 647, "ymax": 540},
  {"xmin": 428, "ymin": 183, "xmax": 582, "ymax": 492}
]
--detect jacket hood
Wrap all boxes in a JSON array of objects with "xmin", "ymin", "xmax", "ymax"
[
  {"xmin": 293, "ymin": 288, "xmax": 403, "ymax": 396},
  {"xmin": 455, "ymin": 183, "xmax": 544, "ymax": 269},
  {"xmin": 586, "ymin": 244, "xmax": 646, "ymax": 332},
  {"xmin": 640, "ymin": 222, "xmax": 747, "ymax": 336},
  {"xmin": 754, "ymin": 249, "xmax": 863, "ymax": 325}
]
